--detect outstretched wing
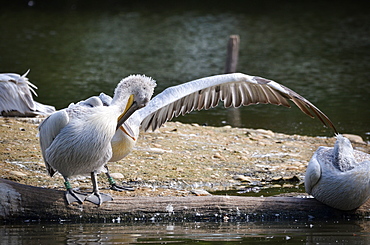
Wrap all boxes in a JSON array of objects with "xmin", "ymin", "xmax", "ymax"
[
  {"xmin": 38, "ymin": 110, "xmax": 69, "ymax": 176},
  {"xmin": 133, "ymin": 73, "xmax": 336, "ymax": 132}
]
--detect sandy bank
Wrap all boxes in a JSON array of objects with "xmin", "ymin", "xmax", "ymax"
[{"xmin": 1, "ymin": 116, "xmax": 368, "ymax": 197}]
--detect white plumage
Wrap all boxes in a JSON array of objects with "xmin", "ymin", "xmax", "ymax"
[
  {"xmin": 38, "ymin": 75, "xmax": 156, "ymax": 205},
  {"xmin": 305, "ymin": 134, "xmax": 370, "ymax": 210},
  {"xmin": 0, "ymin": 70, "xmax": 55, "ymax": 116}
]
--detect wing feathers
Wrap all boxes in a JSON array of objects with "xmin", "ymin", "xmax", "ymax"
[{"xmin": 137, "ymin": 73, "xmax": 336, "ymax": 133}]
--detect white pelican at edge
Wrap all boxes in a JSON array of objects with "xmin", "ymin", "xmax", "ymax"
[
  {"xmin": 305, "ymin": 134, "xmax": 370, "ymax": 210},
  {"xmin": 0, "ymin": 70, "xmax": 55, "ymax": 116}
]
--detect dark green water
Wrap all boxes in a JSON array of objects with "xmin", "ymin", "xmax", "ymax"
[
  {"xmin": 1, "ymin": 221, "xmax": 370, "ymax": 244},
  {"xmin": 1, "ymin": 0, "xmax": 369, "ymax": 140}
]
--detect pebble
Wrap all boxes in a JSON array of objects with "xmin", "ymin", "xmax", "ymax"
[
  {"xmin": 110, "ymin": 173, "xmax": 124, "ymax": 179},
  {"xmin": 9, "ymin": 171, "xmax": 27, "ymax": 177},
  {"xmin": 191, "ymin": 189, "xmax": 212, "ymax": 196},
  {"xmin": 255, "ymin": 128, "xmax": 275, "ymax": 138},
  {"xmin": 212, "ymin": 153, "xmax": 225, "ymax": 160},
  {"xmin": 233, "ymin": 175, "xmax": 253, "ymax": 182}
]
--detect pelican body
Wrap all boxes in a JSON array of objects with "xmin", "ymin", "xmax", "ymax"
[
  {"xmin": 39, "ymin": 75, "xmax": 156, "ymax": 205},
  {"xmin": 0, "ymin": 70, "xmax": 55, "ymax": 116},
  {"xmin": 97, "ymin": 73, "xmax": 337, "ymax": 163},
  {"xmin": 305, "ymin": 135, "xmax": 370, "ymax": 210}
]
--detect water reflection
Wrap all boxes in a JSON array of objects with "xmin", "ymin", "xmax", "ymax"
[{"xmin": 1, "ymin": 221, "xmax": 370, "ymax": 244}]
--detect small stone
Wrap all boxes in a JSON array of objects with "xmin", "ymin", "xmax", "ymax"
[
  {"xmin": 9, "ymin": 171, "xmax": 27, "ymax": 177},
  {"xmin": 212, "ymin": 153, "xmax": 225, "ymax": 160},
  {"xmin": 255, "ymin": 128, "xmax": 275, "ymax": 137},
  {"xmin": 271, "ymin": 176, "xmax": 283, "ymax": 182},
  {"xmin": 233, "ymin": 175, "xmax": 252, "ymax": 182},
  {"xmin": 110, "ymin": 173, "xmax": 124, "ymax": 179},
  {"xmin": 191, "ymin": 189, "xmax": 212, "ymax": 196}
]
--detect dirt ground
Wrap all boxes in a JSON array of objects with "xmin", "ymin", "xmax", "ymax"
[{"xmin": 1, "ymin": 116, "xmax": 369, "ymax": 198}]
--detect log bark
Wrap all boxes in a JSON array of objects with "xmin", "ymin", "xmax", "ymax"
[{"xmin": 1, "ymin": 178, "xmax": 369, "ymax": 222}]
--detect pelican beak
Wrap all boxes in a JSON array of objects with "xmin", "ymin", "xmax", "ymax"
[
  {"xmin": 119, "ymin": 123, "xmax": 136, "ymax": 141},
  {"xmin": 116, "ymin": 94, "xmax": 137, "ymax": 130}
]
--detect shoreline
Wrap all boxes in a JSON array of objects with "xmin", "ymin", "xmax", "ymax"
[{"xmin": 1, "ymin": 116, "xmax": 369, "ymax": 197}]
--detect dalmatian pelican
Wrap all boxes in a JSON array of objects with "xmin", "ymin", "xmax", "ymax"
[
  {"xmin": 85, "ymin": 73, "xmax": 338, "ymax": 192},
  {"xmin": 100, "ymin": 73, "xmax": 337, "ymax": 164},
  {"xmin": 305, "ymin": 134, "xmax": 370, "ymax": 210},
  {"xmin": 38, "ymin": 75, "xmax": 156, "ymax": 205}
]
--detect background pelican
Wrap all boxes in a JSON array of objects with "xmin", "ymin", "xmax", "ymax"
[
  {"xmin": 38, "ymin": 75, "xmax": 156, "ymax": 205},
  {"xmin": 96, "ymin": 73, "xmax": 337, "ymax": 165},
  {"xmin": 0, "ymin": 70, "xmax": 55, "ymax": 116},
  {"xmin": 305, "ymin": 134, "xmax": 370, "ymax": 210}
]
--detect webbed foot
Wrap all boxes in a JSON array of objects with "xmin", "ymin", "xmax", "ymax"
[
  {"xmin": 110, "ymin": 183, "xmax": 135, "ymax": 192},
  {"xmin": 105, "ymin": 165, "xmax": 134, "ymax": 192},
  {"xmin": 65, "ymin": 189, "xmax": 87, "ymax": 204},
  {"xmin": 86, "ymin": 192, "xmax": 113, "ymax": 205}
]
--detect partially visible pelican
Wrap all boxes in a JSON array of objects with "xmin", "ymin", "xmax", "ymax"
[
  {"xmin": 38, "ymin": 75, "xmax": 156, "ymax": 205},
  {"xmin": 97, "ymin": 73, "xmax": 337, "ymax": 164},
  {"xmin": 305, "ymin": 134, "xmax": 370, "ymax": 210},
  {"xmin": 0, "ymin": 70, "xmax": 55, "ymax": 116}
]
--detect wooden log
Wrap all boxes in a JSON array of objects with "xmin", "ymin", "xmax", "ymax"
[{"xmin": 1, "ymin": 178, "xmax": 369, "ymax": 222}]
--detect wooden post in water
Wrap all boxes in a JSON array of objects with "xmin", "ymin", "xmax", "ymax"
[
  {"xmin": 224, "ymin": 35, "xmax": 240, "ymax": 74},
  {"xmin": 225, "ymin": 35, "xmax": 241, "ymax": 127}
]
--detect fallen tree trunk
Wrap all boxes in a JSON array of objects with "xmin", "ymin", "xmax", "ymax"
[{"xmin": 1, "ymin": 178, "xmax": 369, "ymax": 222}]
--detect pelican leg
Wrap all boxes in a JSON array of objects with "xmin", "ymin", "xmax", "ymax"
[
  {"xmin": 64, "ymin": 178, "xmax": 87, "ymax": 205},
  {"xmin": 86, "ymin": 171, "xmax": 113, "ymax": 205},
  {"xmin": 105, "ymin": 165, "xmax": 135, "ymax": 192}
]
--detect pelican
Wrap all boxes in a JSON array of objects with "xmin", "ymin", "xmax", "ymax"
[
  {"xmin": 38, "ymin": 75, "xmax": 156, "ymax": 205},
  {"xmin": 0, "ymin": 70, "xmax": 55, "ymax": 116},
  {"xmin": 95, "ymin": 73, "xmax": 337, "ymax": 166},
  {"xmin": 305, "ymin": 134, "xmax": 370, "ymax": 210}
]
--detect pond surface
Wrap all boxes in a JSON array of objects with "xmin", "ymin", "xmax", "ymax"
[
  {"xmin": 1, "ymin": 0, "xmax": 369, "ymax": 140},
  {"xmin": 2, "ymin": 220, "xmax": 370, "ymax": 244}
]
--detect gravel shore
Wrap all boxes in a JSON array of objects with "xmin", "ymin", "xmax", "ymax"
[{"xmin": 1, "ymin": 116, "xmax": 368, "ymax": 197}]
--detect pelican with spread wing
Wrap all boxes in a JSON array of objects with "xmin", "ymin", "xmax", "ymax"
[
  {"xmin": 100, "ymin": 73, "xmax": 337, "ymax": 164},
  {"xmin": 0, "ymin": 70, "xmax": 55, "ymax": 116}
]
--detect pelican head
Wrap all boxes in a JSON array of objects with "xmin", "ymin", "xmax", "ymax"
[
  {"xmin": 112, "ymin": 75, "xmax": 156, "ymax": 130},
  {"xmin": 305, "ymin": 134, "xmax": 370, "ymax": 210},
  {"xmin": 333, "ymin": 134, "xmax": 356, "ymax": 171}
]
